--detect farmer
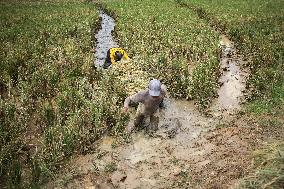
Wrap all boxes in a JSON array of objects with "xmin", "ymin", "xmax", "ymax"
[
  {"xmin": 124, "ymin": 79, "xmax": 167, "ymax": 133},
  {"xmin": 103, "ymin": 47, "xmax": 130, "ymax": 69}
]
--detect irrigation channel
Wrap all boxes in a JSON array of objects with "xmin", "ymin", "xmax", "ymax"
[
  {"xmin": 94, "ymin": 10, "xmax": 118, "ymax": 67},
  {"xmin": 48, "ymin": 11, "xmax": 249, "ymax": 188}
]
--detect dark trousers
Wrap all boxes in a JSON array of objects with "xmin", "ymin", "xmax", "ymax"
[{"xmin": 134, "ymin": 104, "xmax": 159, "ymax": 132}]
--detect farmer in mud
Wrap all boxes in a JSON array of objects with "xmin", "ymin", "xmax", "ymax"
[
  {"xmin": 103, "ymin": 47, "xmax": 130, "ymax": 69},
  {"xmin": 124, "ymin": 79, "xmax": 167, "ymax": 133}
]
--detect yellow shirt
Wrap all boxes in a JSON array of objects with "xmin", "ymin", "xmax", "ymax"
[{"xmin": 109, "ymin": 48, "xmax": 130, "ymax": 64}]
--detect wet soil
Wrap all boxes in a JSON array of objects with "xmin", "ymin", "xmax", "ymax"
[
  {"xmin": 45, "ymin": 12, "xmax": 255, "ymax": 189},
  {"xmin": 46, "ymin": 101, "xmax": 257, "ymax": 189},
  {"xmin": 46, "ymin": 100, "xmax": 218, "ymax": 188}
]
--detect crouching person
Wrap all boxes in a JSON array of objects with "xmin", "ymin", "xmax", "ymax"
[
  {"xmin": 124, "ymin": 79, "xmax": 167, "ymax": 133},
  {"xmin": 103, "ymin": 47, "xmax": 130, "ymax": 69}
]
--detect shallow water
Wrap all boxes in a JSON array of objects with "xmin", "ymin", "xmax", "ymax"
[
  {"xmin": 218, "ymin": 58, "xmax": 244, "ymax": 109},
  {"xmin": 94, "ymin": 10, "xmax": 118, "ymax": 67},
  {"xmin": 213, "ymin": 35, "xmax": 248, "ymax": 111},
  {"xmin": 93, "ymin": 99, "xmax": 216, "ymax": 188}
]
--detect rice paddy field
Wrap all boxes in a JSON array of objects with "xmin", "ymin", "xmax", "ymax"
[
  {"xmin": 0, "ymin": 0, "xmax": 129, "ymax": 187},
  {"xmin": 101, "ymin": 1, "xmax": 284, "ymax": 187},
  {"xmin": 0, "ymin": 0, "xmax": 283, "ymax": 188}
]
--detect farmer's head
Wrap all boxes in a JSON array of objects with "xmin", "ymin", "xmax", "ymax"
[{"xmin": 149, "ymin": 79, "xmax": 161, "ymax": 98}]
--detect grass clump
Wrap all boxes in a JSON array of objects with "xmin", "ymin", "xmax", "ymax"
[
  {"xmin": 104, "ymin": 162, "xmax": 117, "ymax": 173},
  {"xmin": 238, "ymin": 142, "xmax": 284, "ymax": 189}
]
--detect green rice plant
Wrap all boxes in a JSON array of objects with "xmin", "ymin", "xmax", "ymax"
[
  {"xmin": 0, "ymin": 99, "xmax": 28, "ymax": 188},
  {"xmin": 188, "ymin": 56, "xmax": 219, "ymax": 106},
  {"xmin": 0, "ymin": 0, "xmax": 116, "ymax": 187},
  {"xmin": 41, "ymin": 101, "xmax": 56, "ymax": 130},
  {"xmin": 104, "ymin": 162, "xmax": 117, "ymax": 173},
  {"xmin": 247, "ymin": 82, "xmax": 284, "ymax": 117}
]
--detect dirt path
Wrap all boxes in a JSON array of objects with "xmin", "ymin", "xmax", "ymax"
[{"xmin": 45, "ymin": 12, "xmax": 254, "ymax": 189}]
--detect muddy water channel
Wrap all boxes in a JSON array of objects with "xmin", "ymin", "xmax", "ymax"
[
  {"xmin": 94, "ymin": 10, "xmax": 118, "ymax": 67},
  {"xmin": 211, "ymin": 35, "xmax": 249, "ymax": 114}
]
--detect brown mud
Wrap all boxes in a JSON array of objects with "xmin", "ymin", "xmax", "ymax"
[
  {"xmin": 45, "ymin": 13, "xmax": 257, "ymax": 189},
  {"xmin": 46, "ymin": 99, "xmax": 260, "ymax": 189}
]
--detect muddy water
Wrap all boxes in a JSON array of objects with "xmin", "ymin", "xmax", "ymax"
[
  {"xmin": 212, "ymin": 35, "xmax": 248, "ymax": 112},
  {"xmin": 51, "ymin": 99, "xmax": 218, "ymax": 188},
  {"xmin": 94, "ymin": 10, "xmax": 118, "ymax": 67}
]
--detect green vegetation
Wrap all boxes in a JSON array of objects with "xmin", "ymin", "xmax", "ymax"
[
  {"xmin": 104, "ymin": 162, "xmax": 117, "ymax": 173},
  {"xmin": 178, "ymin": 0, "xmax": 284, "ymax": 187},
  {"xmin": 0, "ymin": 0, "xmax": 129, "ymax": 187},
  {"xmin": 239, "ymin": 142, "xmax": 284, "ymax": 189},
  {"xmin": 101, "ymin": 0, "xmax": 221, "ymax": 108},
  {"xmin": 179, "ymin": 0, "xmax": 284, "ymax": 110}
]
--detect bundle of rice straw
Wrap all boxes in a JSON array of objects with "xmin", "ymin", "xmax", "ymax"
[{"xmin": 111, "ymin": 58, "xmax": 149, "ymax": 96}]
